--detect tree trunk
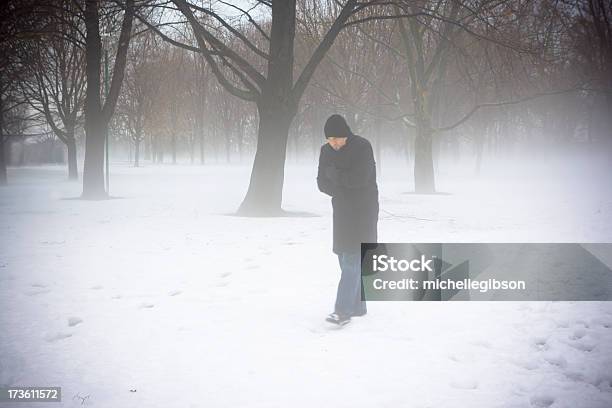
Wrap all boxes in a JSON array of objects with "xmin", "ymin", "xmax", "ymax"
[
  {"xmin": 374, "ymin": 114, "xmax": 382, "ymax": 176},
  {"xmin": 0, "ymin": 89, "xmax": 5, "ymax": 185},
  {"xmin": 134, "ymin": 137, "xmax": 140, "ymax": 167},
  {"xmin": 237, "ymin": 104, "xmax": 293, "ymax": 215},
  {"xmin": 237, "ymin": 0, "xmax": 296, "ymax": 215},
  {"xmin": 414, "ymin": 125, "xmax": 435, "ymax": 193},
  {"xmin": 157, "ymin": 140, "xmax": 164, "ymax": 163},
  {"xmin": 151, "ymin": 135, "xmax": 159, "ymax": 164},
  {"xmin": 0, "ymin": 136, "xmax": 6, "ymax": 186},
  {"xmin": 82, "ymin": 0, "xmax": 106, "ymax": 198},
  {"xmin": 189, "ymin": 131, "xmax": 195, "ymax": 164},
  {"xmin": 225, "ymin": 129, "xmax": 231, "ymax": 163},
  {"xmin": 82, "ymin": 120, "xmax": 107, "ymax": 198},
  {"xmin": 171, "ymin": 133, "xmax": 177, "ymax": 164},
  {"xmin": 66, "ymin": 137, "xmax": 78, "ymax": 180},
  {"xmin": 18, "ymin": 140, "xmax": 25, "ymax": 166},
  {"xmin": 237, "ymin": 126, "xmax": 244, "ymax": 163},
  {"xmin": 199, "ymin": 130, "xmax": 205, "ymax": 164},
  {"xmin": 474, "ymin": 136, "xmax": 483, "ymax": 176},
  {"xmin": 82, "ymin": 0, "xmax": 133, "ymax": 198},
  {"xmin": 292, "ymin": 130, "xmax": 298, "ymax": 163},
  {"xmin": 144, "ymin": 133, "xmax": 151, "ymax": 160}
]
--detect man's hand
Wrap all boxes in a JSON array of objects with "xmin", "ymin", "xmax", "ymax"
[{"xmin": 324, "ymin": 166, "xmax": 340, "ymax": 184}]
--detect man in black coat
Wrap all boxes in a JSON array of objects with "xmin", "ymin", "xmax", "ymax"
[{"xmin": 317, "ymin": 114, "xmax": 379, "ymax": 325}]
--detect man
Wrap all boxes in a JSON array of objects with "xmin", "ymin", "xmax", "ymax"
[{"xmin": 317, "ymin": 114, "xmax": 379, "ymax": 326}]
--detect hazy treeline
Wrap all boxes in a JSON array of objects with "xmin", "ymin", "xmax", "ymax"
[{"xmin": 1, "ymin": 1, "xmax": 610, "ymax": 212}]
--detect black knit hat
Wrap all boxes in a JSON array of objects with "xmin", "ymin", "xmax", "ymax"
[{"xmin": 324, "ymin": 114, "xmax": 352, "ymax": 138}]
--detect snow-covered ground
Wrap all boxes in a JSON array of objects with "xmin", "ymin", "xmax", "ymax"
[{"xmin": 1, "ymin": 154, "xmax": 612, "ymax": 408}]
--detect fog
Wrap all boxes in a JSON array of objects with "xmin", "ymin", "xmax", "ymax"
[{"xmin": 2, "ymin": 0, "xmax": 612, "ymax": 406}]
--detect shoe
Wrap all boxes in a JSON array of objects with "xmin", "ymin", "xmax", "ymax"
[{"xmin": 326, "ymin": 312, "xmax": 351, "ymax": 326}]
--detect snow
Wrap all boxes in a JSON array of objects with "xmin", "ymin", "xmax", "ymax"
[{"xmin": 1, "ymin": 155, "xmax": 612, "ymax": 408}]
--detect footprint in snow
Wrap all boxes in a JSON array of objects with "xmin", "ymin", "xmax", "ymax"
[
  {"xmin": 531, "ymin": 336, "xmax": 549, "ymax": 351},
  {"xmin": 39, "ymin": 240, "xmax": 65, "ymax": 245},
  {"xmin": 570, "ymin": 328, "xmax": 586, "ymax": 340},
  {"xmin": 245, "ymin": 264, "xmax": 259, "ymax": 270},
  {"xmin": 564, "ymin": 370, "xmax": 585, "ymax": 382},
  {"xmin": 45, "ymin": 332, "xmax": 72, "ymax": 342},
  {"xmin": 24, "ymin": 288, "xmax": 51, "ymax": 296},
  {"xmin": 529, "ymin": 394, "xmax": 555, "ymax": 408},
  {"xmin": 591, "ymin": 316, "xmax": 612, "ymax": 328},
  {"xmin": 68, "ymin": 317, "xmax": 83, "ymax": 327},
  {"xmin": 447, "ymin": 354, "xmax": 462, "ymax": 362},
  {"xmin": 542, "ymin": 352, "xmax": 567, "ymax": 368},
  {"xmin": 573, "ymin": 319, "xmax": 589, "ymax": 328},
  {"xmin": 31, "ymin": 282, "xmax": 47, "ymax": 288},
  {"xmin": 169, "ymin": 290, "xmax": 182, "ymax": 296},
  {"xmin": 139, "ymin": 303, "xmax": 155, "ymax": 309},
  {"xmin": 90, "ymin": 285, "xmax": 103, "ymax": 290},
  {"xmin": 219, "ymin": 272, "xmax": 232, "ymax": 278},
  {"xmin": 111, "ymin": 294, "xmax": 122, "ymax": 300},
  {"xmin": 594, "ymin": 372, "xmax": 612, "ymax": 389},
  {"xmin": 569, "ymin": 340, "xmax": 596, "ymax": 352}
]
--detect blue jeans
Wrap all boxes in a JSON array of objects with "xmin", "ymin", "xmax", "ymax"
[{"xmin": 335, "ymin": 253, "xmax": 367, "ymax": 317}]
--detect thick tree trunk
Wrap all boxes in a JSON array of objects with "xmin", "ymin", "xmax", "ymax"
[
  {"xmin": 82, "ymin": 120, "xmax": 107, "ymax": 198},
  {"xmin": 66, "ymin": 137, "xmax": 78, "ymax": 180},
  {"xmin": 237, "ymin": 1, "xmax": 296, "ymax": 215},
  {"xmin": 82, "ymin": 0, "xmax": 133, "ymax": 199},
  {"xmin": 82, "ymin": 0, "xmax": 106, "ymax": 198},
  {"xmin": 413, "ymin": 125, "xmax": 435, "ymax": 193},
  {"xmin": 237, "ymin": 104, "xmax": 293, "ymax": 215}
]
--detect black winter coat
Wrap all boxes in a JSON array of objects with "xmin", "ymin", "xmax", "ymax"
[{"xmin": 317, "ymin": 134, "xmax": 379, "ymax": 254}]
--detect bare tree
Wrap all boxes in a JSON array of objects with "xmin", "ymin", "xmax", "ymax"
[
  {"xmin": 119, "ymin": 31, "xmax": 162, "ymax": 167},
  {"xmin": 82, "ymin": 0, "xmax": 135, "ymax": 198},
  {"xmin": 143, "ymin": 0, "xmax": 392, "ymax": 214},
  {"xmin": 21, "ymin": 2, "xmax": 86, "ymax": 179},
  {"xmin": 0, "ymin": 0, "xmax": 44, "ymax": 184}
]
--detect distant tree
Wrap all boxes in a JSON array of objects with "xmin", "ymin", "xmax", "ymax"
[
  {"xmin": 119, "ymin": 32, "xmax": 162, "ymax": 167},
  {"xmin": 21, "ymin": 2, "xmax": 86, "ymax": 179}
]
